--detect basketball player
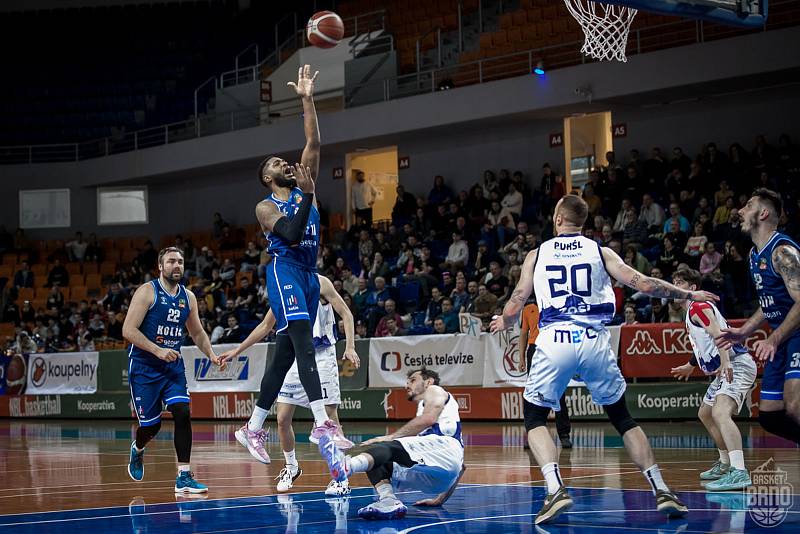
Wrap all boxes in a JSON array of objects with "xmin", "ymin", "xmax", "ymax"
[
  {"xmin": 519, "ymin": 297, "xmax": 572, "ymax": 449},
  {"xmin": 237, "ymin": 65, "xmax": 339, "ymax": 463},
  {"xmin": 319, "ymin": 368, "xmax": 466, "ymax": 520},
  {"xmin": 670, "ymin": 268, "xmax": 755, "ymax": 491},
  {"xmin": 219, "ymin": 274, "xmax": 360, "ymax": 496},
  {"xmin": 491, "ymin": 194, "xmax": 718, "ymax": 524},
  {"xmin": 125, "ymin": 247, "xmax": 220, "ymax": 493},
  {"xmin": 716, "ymin": 188, "xmax": 800, "ymax": 445}
]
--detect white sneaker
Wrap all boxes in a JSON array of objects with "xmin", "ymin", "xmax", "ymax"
[
  {"xmin": 276, "ymin": 465, "xmax": 302, "ymax": 492},
  {"xmin": 325, "ymin": 478, "xmax": 351, "ymax": 496}
]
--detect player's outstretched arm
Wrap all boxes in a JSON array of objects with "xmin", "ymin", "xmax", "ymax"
[
  {"xmin": 490, "ymin": 249, "xmax": 538, "ymax": 332},
  {"xmin": 185, "ymin": 290, "xmax": 220, "ymax": 367},
  {"xmin": 319, "ymin": 275, "xmax": 360, "ymax": 368},
  {"xmin": 288, "ymin": 65, "xmax": 320, "ymax": 183},
  {"xmin": 414, "ymin": 464, "xmax": 466, "ymax": 507},
  {"xmin": 717, "ymin": 307, "xmax": 764, "ymax": 350},
  {"xmin": 362, "ymin": 385, "xmax": 448, "ymax": 445},
  {"xmin": 219, "ymin": 309, "xmax": 276, "ymax": 365},
  {"xmin": 122, "ymin": 283, "xmax": 177, "ymax": 362},
  {"xmin": 601, "ymin": 247, "xmax": 719, "ymax": 302}
]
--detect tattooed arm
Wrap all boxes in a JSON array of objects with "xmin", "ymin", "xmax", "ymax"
[
  {"xmin": 490, "ymin": 249, "xmax": 538, "ymax": 332},
  {"xmin": 769, "ymin": 244, "xmax": 800, "ymax": 347},
  {"xmin": 601, "ymin": 247, "xmax": 718, "ymax": 302}
]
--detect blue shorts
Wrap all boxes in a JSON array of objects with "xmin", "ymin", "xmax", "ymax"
[
  {"xmin": 129, "ymin": 358, "xmax": 190, "ymax": 427},
  {"xmin": 761, "ymin": 333, "xmax": 800, "ymax": 401},
  {"xmin": 266, "ymin": 257, "xmax": 320, "ymax": 332}
]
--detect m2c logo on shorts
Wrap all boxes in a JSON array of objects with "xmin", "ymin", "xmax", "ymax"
[{"xmin": 381, "ymin": 352, "xmax": 402, "ymax": 372}]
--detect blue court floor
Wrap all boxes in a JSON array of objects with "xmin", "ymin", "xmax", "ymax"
[{"xmin": 0, "ymin": 483, "xmax": 798, "ymax": 533}]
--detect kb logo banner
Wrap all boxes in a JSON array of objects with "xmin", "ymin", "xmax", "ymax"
[{"xmin": 182, "ymin": 343, "xmax": 268, "ymax": 392}]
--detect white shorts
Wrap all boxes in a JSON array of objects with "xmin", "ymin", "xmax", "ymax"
[
  {"xmin": 524, "ymin": 325, "xmax": 626, "ymax": 410},
  {"xmin": 277, "ymin": 345, "xmax": 340, "ymax": 408},
  {"xmin": 392, "ymin": 434, "xmax": 464, "ymax": 495},
  {"xmin": 703, "ymin": 354, "xmax": 757, "ymax": 413}
]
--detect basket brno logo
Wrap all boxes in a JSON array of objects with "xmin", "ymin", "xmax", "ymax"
[{"xmin": 747, "ymin": 458, "xmax": 792, "ymax": 528}]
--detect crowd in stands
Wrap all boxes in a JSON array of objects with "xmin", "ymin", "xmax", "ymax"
[{"xmin": 1, "ymin": 133, "xmax": 798, "ymax": 353}]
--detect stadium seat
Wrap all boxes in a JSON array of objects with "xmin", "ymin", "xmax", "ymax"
[
  {"xmin": 2, "ymin": 253, "xmax": 16, "ymax": 265},
  {"xmin": 71, "ymin": 286, "xmax": 88, "ymax": 302},
  {"xmin": 17, "ymin": 287, "xmax": 34, "ymax": 302},
  {"xmin": 66, "ymin": 262, "xmax": 82, "ymax": 276},
  {"xmin": 83, "ymin": 263, "xmax": 99, "ymax": 275},
  {"xmin": 0, "ymin": 265, "xmax": 12, "ymax": 279},
  {"xmin": 86, "ymin": 273, "xmax": 102, "ymax": 290}
]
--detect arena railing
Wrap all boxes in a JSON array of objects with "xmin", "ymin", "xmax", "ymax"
[{"xmin": 1, "ymin": 0, "xmax": 796, "ymax": 165}]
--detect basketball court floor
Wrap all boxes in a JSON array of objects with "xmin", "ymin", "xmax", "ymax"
[{"xmin": 0, "ymin": 420, "xmax": 797, "ymax": 533}]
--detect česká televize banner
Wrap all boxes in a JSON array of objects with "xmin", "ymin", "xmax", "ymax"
[
  {"xmin": 181, "ymin": 343, "xmax": 268, "ymax": 392},
  {"xmin": 620, "ymin": 320, "xmax": 769, "ymax": 378},
  {"xmin": 368, "ymin": 334, "xmax": 484, "ymax": 387},
  {"xmin": 26, "ymin": 352, "xmax": 99, "ymax": 394}
]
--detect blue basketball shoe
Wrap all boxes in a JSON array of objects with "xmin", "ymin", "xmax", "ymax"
[
  {"xmin": 128, "ymin": 442, "xmax": 144, "ymax": 482},
  {"xmin": 175, "ymin": 471, "xmax": 208, "ymax": 493}
]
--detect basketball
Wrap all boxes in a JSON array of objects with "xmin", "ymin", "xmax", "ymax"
[
  {"xmin": 306, "ymin": 11, "xmax": 344, "ymax": 49},
  {"xmin": 6, "ymin": 353, "xmax": 27, "ymax": 395}
]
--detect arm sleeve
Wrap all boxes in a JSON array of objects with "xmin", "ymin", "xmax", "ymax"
[{"xmin": 271, "ymin": 193, "xmax": 315, "ymax": 245}]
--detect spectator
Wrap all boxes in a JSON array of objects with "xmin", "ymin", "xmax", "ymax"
[
  {"xmin": 88, "ymin": 314, "xmax": 106, "ymax": 339},
  {"xmin": 428, "ymin": 175, "xmax": 454, "ymax": 206},
  {"xmin": 135, "ymin": 240, "xmax": 157, "ymax": 271},
  {"xmin": 713, "ymin": 180, "xmax": 734, "ymax": 208},
  {"xmin": 623, "ymin": 304, "xmax": 639, "ymax": 325},
  {"xmin": 13, "ymin": 228, "xmax": 29, "ymax": 255},
  {"xmin": 612, "ymin": 199, "xmax": 633, "ymax": 232},
  {"xmin": 440, "ymin": 298, "xmax": 459, "ymax": 333},
  {"xmin": 501, "ymin": 183, "xmax": 523, "ymax": 219},
  {"xmin": 380, "ymin": 317, "xmax": 406, "ymax": 337},
  {"xmin": 219, "ymin": 225, "xmax": 243, "ymax": 251},
  {"xmin": 374, "ymin": 299, "xmax": 404, "ymax": 337},
  {"xmin": 465, "ymin": 186, "xmax": 490, "ymax": 226},
  {"xmin": 84, "ymin": 233, "xmax": 103, "ymax": 263},
  {"xmin": 469, "ymin": 284, "xmax": 498, "ymax": 328},
  {"xmin": 713, "ymin": 196, "xmax": 735, "ymax": 227},
  {"xmin": 13, "ymin": 261, "xmax": 33, "ymax": 289},
  {"xmin": 369, "ymin": 252, "xmax": 390, "ymax": 282},
  {"xmin": 667, "ymin": 299, "xmax": 684, "ymax": 322},
  {"xmin": 670, "ymin": 146, "xmax": 691, "ymax": 176},
  {"xmin": 424, "ymin": 287, "xmax": 443, "ymax": 326},
  {"xmin": 76, "ymin": 322, "xmax": 95, "ymax": 351},
  {"xmin": 664, "ymin": 219, "xmax": 688, "ymax": 253},
  {"xmin": 484, "ymin": 261, "xmax": 509, "ymax": 298},
  {"xmin": 714, "ymin": 208, "xmax": 744, "ymax": 243},
  {"xmin": 2, "ymin": 298, "xmax": 19, "ymax": 325},
  {"xmin": 220, "ymin": 315, "xmax": 243, "ymax": 343},
  {"xmin": 340, "ymin": 265, "xmax": 359, "ymax": 296},
  {"xmin": 663, "ymin": 203, "xmax": 691, "ymax": 234},
  {"xmin": 583, "ymin": 184, "xmax": 602, "ymax": 217},
  {"xmin": 235, "ymin": 277, "xmax": 256, "ymax": 309},
  {"xmin": 622, "ymin": 209, "xmax": 648, "ymax": 246},
  {"xmin": 47, "ymin": 259, "xmax": 69, "ymax": 287},
  {"xmin": 450, "ymin": 277, "xmax": 470, "ymax": 313},
  {"xmin": 66, "ymin": 232, "xmax": 88, "ymax": 262},
  {"xmin": 212, "ymin": 212, "xmax": 227, "ymax": 239},
  {"xmin": 684, "ymin": 222, "xmax": 708, "ymax": 261},
  {"xmin": 443, "ymin": 231, "xmax": 469, "ymax": 272},
  {"xmin": 46, "ymin": 285, "xmax": 65, "ymax": 311},
  {"xmin": 693, "ymin": 196, "xmax": 713, "ymax": 223},
  {"xmin": 639, "ymin": 193, "xmax": 665, "ymax": 232},
  {"xmin": 352, "ymin": 278, "xmax": 370, "ymax": 317},
  {"xmin": 106, "ymin": 311, "xmax": 123, "ymax": 340},
  {"xmin": 432, "ymin": 317, "xmax": 448, "ymax": 334},
  {"xmin": 351, "ymin": 170, "xmax": 377, "ymax": 227},
  {"xmin": 357, "ymin": 229, "xmax": 374, "ymax": 262},
  {"xmin": 20, "ymin": 300, "xmax": 35, "ymax": 323},
  {"xmin": 196, "ymin": 246, "xmax": 218, "ymax": 280},
  {"xmin": 624, "ymin": 245, "xmax": 652, "ymax": 275},
  {"xmin": 699, "ymin": 242, "xmax": 722, "ymax": 275},
  {"xmin": 219, "ymin": 258, "xmax": 236, "ymax": 283},
  {"xmin": 657, "ymin": 236, "xmax": 683, "ymax": 278},
  {"xmin": 355, "ymin": 319, "xmax": 369, "ymax": 339},
  {"xmin": 239, "ymin": 241, "xmax": 261, "ymax": 272},
  {"xmin": 645, "ymin": 298, "xmax": 669, "ymax": 323},
  {"xmin": 102, "ymin": 283, "xmax": 127, "ymax": 313},
  {"xmin": 482, "ymin": 170, "xmax": 500, "ymax": 197},
  {"xmin": 392, "ymin": 185, "xmax": 417, "ymax": 225}
]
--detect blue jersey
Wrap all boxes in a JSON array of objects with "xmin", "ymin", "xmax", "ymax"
[
  {"xmin": 129, "ymin": 280, "xmax": 191, "ymax": 366},
  {"xmin": 749, "ymin": 231, "xmax": 800, "ymax": 330},
  {"xmin": 265, "ymin": 187, "xmax": 320, "ymax": 270}
]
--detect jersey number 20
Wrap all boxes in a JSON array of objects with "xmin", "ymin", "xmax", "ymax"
[{"xmin": 546, "ymin": 264, "xmax": 592, "ymax": 297}]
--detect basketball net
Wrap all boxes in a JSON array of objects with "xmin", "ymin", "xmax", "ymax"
[{"xmin": 564, "ymin": 0, "xmax": 638, "ymax": 62}]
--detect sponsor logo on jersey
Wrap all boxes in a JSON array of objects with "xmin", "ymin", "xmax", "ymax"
[
  {"xmin": 178, "ymin": 298, "xmax": 186, "ymax": 308},
  {"xmin": 287, "ymin": 295, "xmax": 297, "ymax": 307},
  {"xmin": 760, "ymin": 258, "xmax": 768, "ymax": 270}
]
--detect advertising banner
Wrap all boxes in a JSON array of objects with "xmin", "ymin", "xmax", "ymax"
[
  {"xmin": 0, "ymin": 393, "xmax": 133, "ymax": 418},
  {"xmin": 96, "ymin": 350, "xmax": 129, "ymax": 393},
  {"xmin": 385, "ymin": 382, "xmax": 761, "ymax": 420},
  {"xmin": 368, "ymin": 334, "xmax": 484, "ymax": 388},
  {"xmin": 337, "ymin": 339, "xmax": 369, "ymax": 390},
  {"xmin": 26, "ymin": 352, "xmax": 99, "ymax": 394},
  {"xmin": 182, "ymin": 343, "xmax": 268, "ymax": 392},
  {"xmin": 620, "ymin": 320, "xmax": 769, "ymax": 378},
  {"xmin": 458, "ymin": 313, "xmax": 483, "ymax": 336},
  {"xmin": 0, "ymin": 353, "xmax": 29, "ymax": 395},
  {"xmin": 482, "ymin": 327, "xmax": 525, "ymax": 388}
]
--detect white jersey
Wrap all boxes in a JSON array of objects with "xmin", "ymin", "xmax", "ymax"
[
  {"xmin": 533, "ymin": 234, "xmax": 616, "ymax": 330},
  {"xmin": 313, "ymin": 301, "xmax": 337, "ymax": 349},
  {"xmin": 685, "ymin": 301, "xmax": 749, "ymax": 375},
  {"xmin": 416, "ymin": 388, "xmax": 463, "ymax": 446}
]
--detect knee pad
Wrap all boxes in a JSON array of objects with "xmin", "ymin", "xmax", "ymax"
[
  {"xmin": 523, "ymin": 400, "xmax": 551, "ymax": 431},
  {"xmin": 603, "ymin": 395, "xmax": 638, "ymax": 436},
  {"xmin": 759, "ymin": 410, "xmax": 786, "ymax": 433},
  {"xmin": 169, "ymin": 402, "xmax": 191, "ymax": 425}
]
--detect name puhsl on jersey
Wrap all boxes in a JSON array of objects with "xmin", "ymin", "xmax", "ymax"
[
  {"xmin": 533, "ymin": 234, "xmax": 616, "ymax": 329},
  {"xmin": 685, "ymin": 302, "xmax": 748, "ymax": 375},
  {"xmin": 749, "ymin": 232, "xmax": 800, "ymax": 328},
  {"xmin": 265, "ymin": 187, "xmax": 320, "ymax": 269},
  {"xmin": 417, "ymin": 392, "xmax": 463, "ymax": 447},
  {"xmin": 129, "ymin": 280, "xmax": 190, "ymax": 361}
]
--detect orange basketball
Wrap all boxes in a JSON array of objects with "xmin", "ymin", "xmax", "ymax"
[
  {"xmin": 6, "ymin": 353, "xmax": 27, "ymax": 395},
  {"xmin": 307, "ymin": 11, "xmax": 344, "ymax": 49}
]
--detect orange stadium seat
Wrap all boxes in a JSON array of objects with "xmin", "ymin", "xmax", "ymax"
[
  {"xmin": 83, "ymin": 263, "xmax": 98, "ymax": 275},
  {"xmin": 100, "ymin": 261, "xmax": 117, "ymax": 277},
  {"xmin": 105, "ymin": 249, "xmax": 122, "ymax": 263},
  {"xmin": 512, "ymin": 11, "xmax": 528, "ymax": 26},
  {"xmin": 121, "ymin": 249, "xmax": 138, "ymax": 264},
  {"xmin": 114, "ymin": 237, "xmax": 132, "ymax": 250},
  {"xmin": 0, "ymin": 323, "xmax": 15, "ymax": 339},
  {"xmin": 0, "ymin": 265, "xmax": 12, "ymax": 279},
  {"xmin": 499, "ymin": 13, "xmax": 513, "ymax": 29},
  {"xmin": 30, "ymin": 264, "xmax": 46, "ymax": 277},
  {"xmin": 86, "ymin": 273, "xmax": 102, "ymax": 291},
  {"xmin": 2, "ymin": 253, "xmax": 16, "ymax": 265},
  {"xmin": 17, "ymin": 287, "xmax": 34, "ymax": 303},
  {"xmin": 71, "ymin": 286, "xmax": 88, "ymax": 302},
  {"xmin": 492, "ymin": 30, "xmax": 509, "ymax": 46},
  {"xmin": 66, "ymin": 262, "xmax": 82, "ymax": 275},
  {"xmin": 70, "ymin": 273, "xmax": 85, "ymax": 286}
]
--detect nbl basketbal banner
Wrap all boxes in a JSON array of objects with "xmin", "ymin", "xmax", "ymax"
[
  {"xmin": 26, "ymin": 352, "xmax": 99, "ymax": 395},
  {"xmin": 368, "ymin": 334, "xmax": 485, "ymax": 388},
  {"xmin": 620, "ymin": 320, "xmax": 769, "ymax": 378},
  {"xmin": 181, "ymin": 343, "xmax": 268, "ymax": 392}
]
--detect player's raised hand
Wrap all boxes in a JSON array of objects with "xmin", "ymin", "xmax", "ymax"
[
  {"xmin": 210, "ymin": 351, "xmax": 225, "ymax": 371},
  {"xmin": 293, "ymin": 163, "xmax": 315, "ymax": 194},
  {"xmin": 690, "ymin": 290, "xmax": 720, "ymax": 303},
  {"xmin": 753, "ymin": 337, "xmax": 778, "ymax": 362},
  {"xmin": 670, "ymin": 362, "xmax": 695, "ymax": 381},
  {"xmin": 343, "ymin": 347, "xmax": 360, "ymax": 369},
  {"xmin": 715, "ymin": 326, "xmax": 747, "ymax": 350},
  {"xmin": 218, "ymin": 349, "xmax": 237, "ymax": 367},
  {"xmin": 716, "ymin": 360, "xmax": 734, "ymax": 383},
  {"xmin": 156, "ymin": 347, "xmax": 180, "ymax": 363},
  {"xmin": 287, "ymin": 64, "xmax": 319, "ymax": 98}
]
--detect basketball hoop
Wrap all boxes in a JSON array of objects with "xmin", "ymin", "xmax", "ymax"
[{"xmin": 564, "ymin": 0, "xmax": 638, "ymax": 62}]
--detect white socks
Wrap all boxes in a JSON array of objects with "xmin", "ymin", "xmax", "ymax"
[
  {"xmin": 284, "ymin": 449, "xmax": 298, "ymax": 470},
  {"xmin": 729, "ymin": 450, "xmax": 745, "ymax": 470},
  {"xmin": 643, "ymin": 464, "xmax": 668, "ymax": 495},
  {"xmin": 178, "ymin": 464, "xmax": 191, "ymax": 473},
  {"xmin": 309, "ymin": 399, "xmax": 330, "ymax": 427},
  {"xmin": 376, "ymin": 482, "xmax": 396, "ymax": 501},
  {"xmin": 348, "ymin": 454, "xmax": 370, "ymax": 473},
  {"xmin": 248, "ymin": 406, "xmax": 269, "ymax": 432},
  {"xmin": 541, "ymin": 462, "xmax": 563, "ymax": 494},
  {"xmin": 718, "ymin": 449, "xmax": 730, "ymax": 464}
]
